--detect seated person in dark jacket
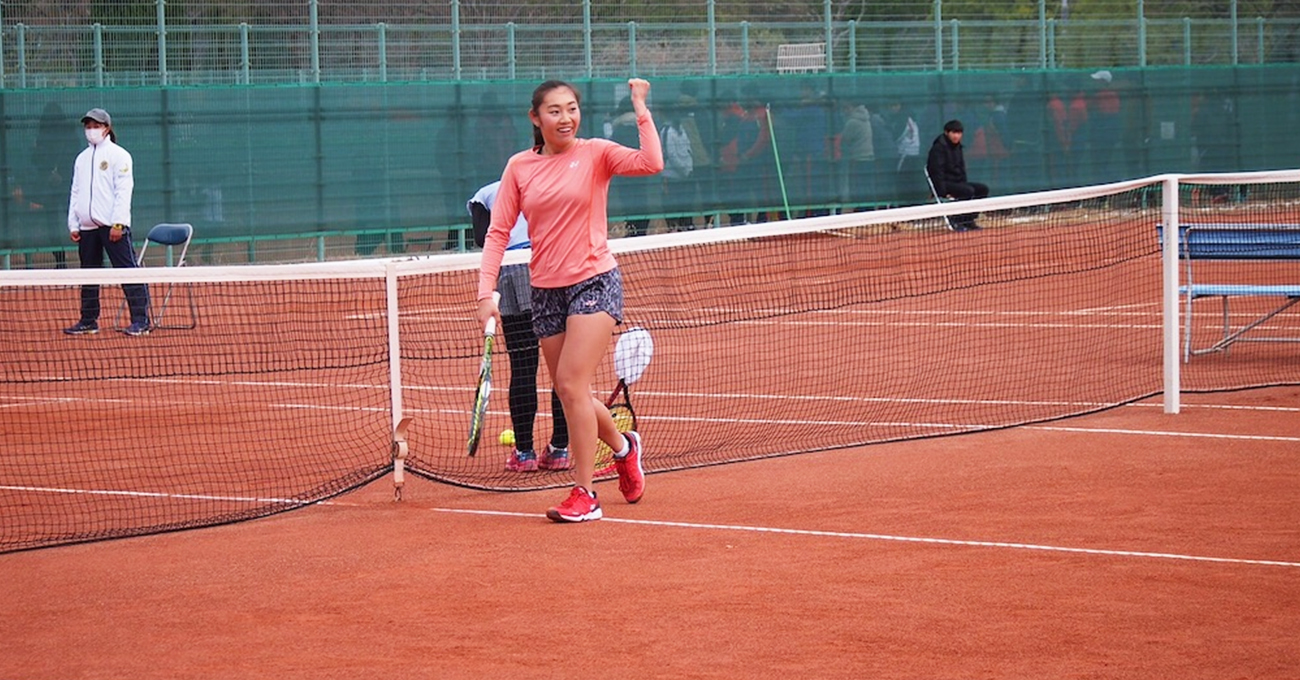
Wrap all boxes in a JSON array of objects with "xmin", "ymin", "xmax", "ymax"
[{"xmin": 926, "ymin": 119, "xmax": 989, "ymax": 231}]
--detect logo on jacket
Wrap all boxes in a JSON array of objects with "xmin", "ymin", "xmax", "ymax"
[{"xmin": 99, "ymin": 161, "xmax": 109, "ymax": 171}]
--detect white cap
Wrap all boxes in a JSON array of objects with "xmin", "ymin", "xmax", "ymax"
[{"xmin": 1091, "ymin": 70, "xmax": 1113, "ymax": 83}]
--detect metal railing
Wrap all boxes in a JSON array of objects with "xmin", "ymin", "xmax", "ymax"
[{"xmin": 3, "ymin": 0, "xmax": 1297, "ymax": 87}]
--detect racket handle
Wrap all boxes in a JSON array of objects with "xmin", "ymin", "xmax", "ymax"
[{"xmin": 484, "ymin": 291, "xmax": 502, "ymax": 336}]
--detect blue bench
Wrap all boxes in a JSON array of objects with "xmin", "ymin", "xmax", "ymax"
[{"xmin": 1161, "ymin": 224, "xmax": 1300, "ymax": 361}]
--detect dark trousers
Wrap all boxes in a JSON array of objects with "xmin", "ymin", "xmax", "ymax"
[
  {"xmin": 946, "ymin": 181, "xmax": 990, "ymax": 228},
  {"xmin": 501, "ymin": 313, "xmax": 567, "ymax": 453},
  {"xmin": 77, "ymin": 228, "xmax": 150, "ymax": 325}
]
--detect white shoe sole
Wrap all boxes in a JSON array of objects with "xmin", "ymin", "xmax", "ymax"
[{"xmin": 546, "ymin": 506, "xmax": 603, "ymax": 522}]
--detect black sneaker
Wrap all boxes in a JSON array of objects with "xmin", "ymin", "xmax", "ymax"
[
  {"xmin": 122, "ymin": 321, "xmax": 151, "ymax": 337},
  {"xmin": 63, "ymin": 321, "xmax": 99, "ymax": 335}
]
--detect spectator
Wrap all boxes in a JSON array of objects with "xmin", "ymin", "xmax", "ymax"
[
  {"xmin": 1090, "ymin": 70, "xmax": 1123, "ymax": 181},
  {"xmin": 869, "ymin": 102, "xmax": 900, "ymax": 207},
  {"xmin": 784, "ymin": 81, "xmax": 832, "ymax": 217},
  {"xmin": 839, "ymin": 101, "xmax": 875, "ymax": 211},
  {"xmin": 1045, "ymin": 89, "xmax": 1071, "ymax": 188},
  {"xmin": 966, "ymin": 95, "xmax": 1009, "ymax": 187},
  {"xmin": 658, "ymin": 108, "xmax": 695, "ymax": 231},
  {"xmin": 891, "ymin": 102, "xmax": 925, "ymax": 205},
  {"xmin": 736, "ymin": 86, "xmax": 775, "ymax": 222},
  {"xmin": 609, "ymin": 97, "xmax": 653, "ymax": 236},
  {"xmin": 926, "ymin": 119, "xmax": 989, "ymax": 232},
  {"xmin": 716, "ymin": 89, "xmax": 754, "ymax": 225},
  {"xmin": 1066, "ymin": 83, "xmax": 1091, "ymax": 185},
  {"xmin": 675, "ymin": 80, "xmax": 714, "ymax": 227},
  {"xmin": 25, "ymin": 103, "xmax": 80, "ymax": 268},
  {"xmin": 63, "ymin": 108, "xmax": 151, "ymax": 336}
]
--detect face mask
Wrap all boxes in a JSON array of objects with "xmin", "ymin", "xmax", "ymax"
[{"xmin": 85, "ymin": 128, "xmax": 106, "ymax": 145}]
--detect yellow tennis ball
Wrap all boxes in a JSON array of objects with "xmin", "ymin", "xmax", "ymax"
[{"xmin": 499, "ymin": 428, "xmax": 515, "ymax": 446}]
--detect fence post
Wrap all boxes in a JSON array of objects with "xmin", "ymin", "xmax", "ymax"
[
  {"xmin": 583, "ymin": 0, "xmax": 592, "ymax": 78},
  {"xmin": 823, "ymin": 0, "xmax": 833, "ymax": 73},
  {"xmin": 1256, "ymin": 17, "xmax": 1264, "ymax": 64},
  {"xmin": 1230, "ymin": 0, "xmax": 1239, "ymax": 65},
  {"xmin": 309, "ymin": 0, "xmax": 320, "ymax": 84},
  {"xmin": 239, "ymin": 23, "xmax": 250, "ymax": 84},
  {"xmin": 707, "ymin": 0, "xmax": 716, "ymax": 75},
  {"xmin": 378, "ymin": 22, "xmax": 387, "ymax": 82},
  {"xmin": 1037, "ymin": 0, "xmax": 1046, "ymax": 68},
  {"xmin": 847, "ymin": 20, "xmax": 856, "ymax": 72},
  {"xmin": 16, "ymin": 23, "xmax": 25, "ymax": 88},
  {"xmin": 628, "ymin": 21, "xmax": 637, "ymax": 77},
  {"xmin": 950, "ymin": 19, "xmax": 959, "ymax": 70},
  {"xmin": 1047, "ymin": 18, "xmax": 1055, "ymax": 68},
  {"xmin": 507, "ymin": 22, "xmax": 516, "ymax": 79},
  {"xmin": 933, "ymin": 0, "xmax": 943, "ymax": 71},
  {"xmin": 1137, "ymin": 0, "xmax": 1146, "ymax": 67},
  {"xmin": 0, "ymin": 3, "xmax": 6, "ymax": 87},
  {"xmin": 741, "ymin": 21, "xmax": 749, "ymax": 74},
  {"xmin": 452, "ymin": 0, "xmax": 461, "ymax": 80},
  {"xmin": 1183, "ymin": 17, "xmax": 1191, "ymax": 66},
  {"xmin": 156, "ymin": 0, "xmax": 168, "ymax": 86},
  {"xmin": 93, "ymin": 23, "xmax": 104, "ymax": 87}
]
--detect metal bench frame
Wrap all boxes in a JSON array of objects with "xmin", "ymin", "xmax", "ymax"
[{"xmin": 1171, "ymin": 224, "xmax": 1300, "ymax": 361}]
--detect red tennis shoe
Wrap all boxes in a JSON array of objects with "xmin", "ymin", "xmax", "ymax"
[
  {"xmin": 546, "ymin": 486, "xmax": 602, "ymax": 523},
  {"xmin": 614, "ymin": 431, "xmax": 645, "ymax": 504}
]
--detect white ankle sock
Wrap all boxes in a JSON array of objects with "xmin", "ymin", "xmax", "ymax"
[{"xmin": 612, "ymin": 435, "xmax": 630, "ymax": 459}]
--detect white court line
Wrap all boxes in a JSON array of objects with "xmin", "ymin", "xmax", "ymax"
[
  {"xmin": 428, "ymin": 507, "xmax": 1300, "ymax": 570},
  {"xmin": 1025, "ymin": 425, "xmax": 1300, "ymax": 442},
  {"xmin": 7, "ymin": 484, "xmax": 1295, "ymax": 569},
  {"xmin": 4, "ymin": 390, "xmax": 1298, "ymax": 441},
  {"xmin": 748, "ymin": 319, "xmax": 1162, "ymax": 330},
  {"xmin": 1, "ymin": 484, "xmax": 319, "ymax": 507}
]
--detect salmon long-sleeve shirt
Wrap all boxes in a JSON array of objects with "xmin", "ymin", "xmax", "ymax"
[{"xmin": 476, "ymin": 110, "xmax": 663, "ymax": 301}]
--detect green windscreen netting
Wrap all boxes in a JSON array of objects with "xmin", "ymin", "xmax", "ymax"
[{"xmin": 4, "ymin": 66, "xmax": 1300, "ymax": 255}]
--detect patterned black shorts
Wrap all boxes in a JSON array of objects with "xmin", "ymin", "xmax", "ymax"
[{"xmin": 531, "ymin": 267, "xmax": 624, "ymax": 339}]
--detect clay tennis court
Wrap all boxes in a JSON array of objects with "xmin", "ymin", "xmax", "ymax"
[
  {"xmin": 5, "ymin": 195, "xmax": 1300, "ymax": 677},
  {"xmin": 3, "ymin": 382, "xmax": 1298, "ymax": 679}
]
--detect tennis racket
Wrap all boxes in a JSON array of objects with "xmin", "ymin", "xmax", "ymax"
[
  {"xmin": 466, "ymin": 292, "xmax": 501, "ymax": 457},
  {"xmin": 595, "ymin": 327, "xmax": 654, "ymax": 475}
]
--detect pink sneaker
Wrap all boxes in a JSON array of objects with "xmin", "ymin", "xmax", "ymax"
[
  {"xmin": 546, "ymin": 486, "xmax": 602, "ymax": 523},
  {"xmin": 614, "ymin": 431, "xmax": 645, "ymax": 504},
  {"xmin": 505, "ymin": 449, "xmax": 538, "ymax": 472},
  {"xmin": 538, "ymin": 444, "xmax": 570, "ymax": 471}
]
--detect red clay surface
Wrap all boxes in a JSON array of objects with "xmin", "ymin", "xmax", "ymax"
[{"xmin": 3, "ymin": 385, "xmax": 1298, "ymax": 679}]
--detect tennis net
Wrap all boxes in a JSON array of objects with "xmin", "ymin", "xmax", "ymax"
[{"xmin": 3, "ymin": 171, "xmax": 1299, "ymax": 552}]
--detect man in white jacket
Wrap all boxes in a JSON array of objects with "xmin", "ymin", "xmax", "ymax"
[{"xmin": 64, "ymin": 108, "xmax": 150, "ymax": 336}]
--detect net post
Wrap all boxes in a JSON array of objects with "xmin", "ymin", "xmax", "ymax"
[
  {"xmin": 385, "ymin": 262, "xmax": 409, "ymax": 499},
  {"xmin": 1161, "ymin": 175, "xmax": 1181, "ymax": 414}
]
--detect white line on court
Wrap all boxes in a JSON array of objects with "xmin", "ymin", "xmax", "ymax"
[
  {"xmin": 1025, "ymin": 425, "xmax": 1300, "ymax": 442},
  {"xmin": 0, "ymin": 484, "xmax": 319, "ymax": 506},
  {"xmin": 428, "ymin": 507, "xmax": 1300, "ymax": 570},
  {"xmin": 7, "ymin": 483, "xmax": 1296, "ymax": 569}
]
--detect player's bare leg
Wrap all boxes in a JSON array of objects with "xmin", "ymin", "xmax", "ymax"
[{"xmin": 540, "ymin": 312, "xmax": 619, "ymax": 491}]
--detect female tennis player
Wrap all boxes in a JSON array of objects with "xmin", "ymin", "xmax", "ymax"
[{"xmin": 476, "ymin": 78, "xmax": 663, "ymax": 523}]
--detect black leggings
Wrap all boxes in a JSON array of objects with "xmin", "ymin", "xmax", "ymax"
[{"xmin": 501, "ymin": 313, "xmax": 568, "ymax": 452}]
